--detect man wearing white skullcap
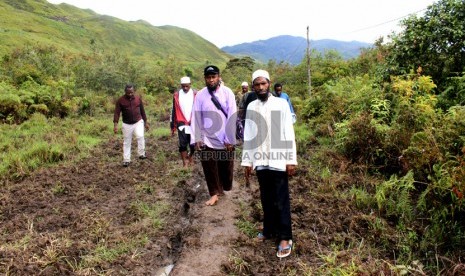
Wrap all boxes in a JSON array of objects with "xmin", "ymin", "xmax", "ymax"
[
  {"xmin": 171, "ymin": 76, "xmax": 196, "ymax": 167},
  {"xmin": 238, "ymin": 82, "xmax": 249, "ymax": 100},
  {"xmin": 241, "ymin": 69, "xmax": 297, "ymax": 258},
  {"xmin": 251, "ymin": 69, "xmax": 270, "ymax": 83},
  {"xmin": 237, "ymin": 82, "xmax": 249, "ymax": 103},
  {"xmin": 180, "ymin": 76, "xmax": 190, "ymax": 84}
]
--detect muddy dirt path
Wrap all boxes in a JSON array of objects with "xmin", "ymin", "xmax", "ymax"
[
  {"xmin": 171, "ymin": 173, "xmax": 245, "ymax": 275},
  {"xmin": 166, "ymin": 146, "xmax": 254, "ymax": 276},
  {"xmin": 0, "ymin": 132, "xmax": 253, "ymax": 275},
  {"xmin": 2, "ymin": 131, "xmax": 427, "ymax": 275}
]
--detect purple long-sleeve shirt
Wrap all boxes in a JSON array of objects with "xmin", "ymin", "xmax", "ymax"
[{"xmin": 190, "ymin": 85, "xmax": 237, "ymax": 149}]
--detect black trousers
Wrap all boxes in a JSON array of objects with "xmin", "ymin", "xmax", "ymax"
[
  {"xmin": 256, "ymin": 169, "xmax": 293, "ymax": 242},
  {"xmin": 199, "ymin": 148, "xmax": 234, "ymax": 196}
]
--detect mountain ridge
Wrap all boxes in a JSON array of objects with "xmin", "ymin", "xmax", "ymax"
[
  {"xmin": 221, "ymin": 35, "xmax": 372, "ymax": 64},
  {"xmin": 1, "ymin": 0, "xmax": 371, "ymax": 68}
]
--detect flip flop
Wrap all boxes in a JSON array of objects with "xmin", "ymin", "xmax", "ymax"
[
  {"xmin": 256, "ymin": 232, "xmax": 266, "ymax": 242},
  {"xmin": 276, "ymin": 240, "xmax": 293, "ymax": 258}
]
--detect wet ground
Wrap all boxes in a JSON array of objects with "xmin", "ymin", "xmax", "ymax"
[{"xmin": 1, "ymin": 133, "xmax": 463, "ymax": 275}]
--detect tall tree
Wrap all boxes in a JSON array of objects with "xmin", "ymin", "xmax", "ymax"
[{"xmin": 385, "ymin": 0, "xmax": 465, "ymax": 90}]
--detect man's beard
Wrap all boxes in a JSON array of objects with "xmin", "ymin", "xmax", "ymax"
[
  {"xmin": 206, "ymin": 81, "xmax": 219, "ymax": 93},
  {"xmin": 256, "ymin": 90, "xmax": 270, "ymax": 102}
]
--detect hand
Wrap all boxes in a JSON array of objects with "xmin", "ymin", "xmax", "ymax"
[
  {"xmin": 171, "ymin": 128, "xmax": 176, "ymax": 137},
  {"xmin": 113, "ymin": 126, "xmax": 118, "ymax": 134},
  {"xmin": 286, "ymin": 165, "xmax": 296, "ymax": 176},
  {"xmin": 195, "ymin": 141, "xmax": 205, "ymax": 151},
  {"xmin": 144, "ymin": 122, "xmax": 150, "ymax": 131},
  {"xmin": 224, "ymin": 143, "xmax": 234, "ymax": 152},
  {"xmin": 244, "ymin": 166, "xmax": 252, "ymax": 178}
]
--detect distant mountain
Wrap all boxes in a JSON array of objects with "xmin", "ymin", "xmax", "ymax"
[
  {"xmin": 221, "ymin": 35, "xmax": 372, "ymax": 64},
  {"xmin": 0, "ymin": 0, "xmax": 230, "ymax": 67}
]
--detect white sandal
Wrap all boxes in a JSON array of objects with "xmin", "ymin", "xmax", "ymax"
[{"xmin": 276, "ymin": 240, "xmax": 293, "ymax": 258}]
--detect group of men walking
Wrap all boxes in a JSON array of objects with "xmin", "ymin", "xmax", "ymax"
[{"xmin": 113, "ymin": 65, "xmax": 297, "ymax": 258}]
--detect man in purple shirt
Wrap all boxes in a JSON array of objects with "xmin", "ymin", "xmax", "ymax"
[
  {"xmin": 191, "ymin": 65, "xmax": 237, "ymax": 206},
  {"xmin": 113, "ymin": 84, "xmax": 149, "ymax": 167}
]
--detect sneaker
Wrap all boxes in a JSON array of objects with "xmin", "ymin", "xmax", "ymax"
[
  {"xmin": 122, "ymin": 161, "xmax": 130, "ymax": 167},
  {"xmin": 139, "ymin": 155, "xmax": 147, "ymax": 160}
]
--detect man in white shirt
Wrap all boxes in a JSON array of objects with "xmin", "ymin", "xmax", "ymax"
[
  {"xmin": 171, "ymin": 76, "xmax": 196, "ymax": 167},
  {"xmin": 241, "ymin": 69, "xmax": 297, "ymax": 258}
]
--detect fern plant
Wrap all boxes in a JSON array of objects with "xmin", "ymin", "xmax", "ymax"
[{"xmin": 375, "ymin": 171, "xmax": 415, "ymax": 223}]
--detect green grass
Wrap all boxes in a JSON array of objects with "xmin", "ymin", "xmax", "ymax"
[
  {"xmin": 77, "ymin": 135, "xmax": 101, "ymax": 148},
  {"xmin": 0, "ymin": 113, "xmax": 111, "ymax": 180},
  {"xmin": 294, "ymin": 123, "xmax": 314, "ymax": 144},
  {"xmin": 130, "ymin": 201, "xmax": 167, "ymax": 229},
  {"xmin": 135, "ymin": 182, "xmax": 154, "ymax": 195},
  {"xmin": 234, "ymin": 201, "xmax": 258, "ymax": 238},
  {"xmin": 150, "ymin": 127, "xmax": 171, "ymax": 139},
  {"xmin": 51, "ymin": 181, "xmax": 66, "ymax": 195},
  {"xmin": 80, "ymin": 235, "xmax": 149, "ymax": 268},
  {"xmin": 348, "ymin": 186, "xmax": 376, "ymax": 209}
]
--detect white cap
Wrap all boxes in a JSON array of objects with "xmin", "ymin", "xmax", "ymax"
[
  {"xmin": 241, "ymin": 82, "xmax": 248, "ymax": 87},
  {"xmin": 252, "ymin": 69, "xmax": 270, "ymax": 82},
  {"xmin": 180, "ymin": 76, "xmax": 191, "ymax": 84}
]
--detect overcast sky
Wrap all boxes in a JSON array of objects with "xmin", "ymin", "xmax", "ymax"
[{"xmin": 46, "ymin": 0, "xmax": 437, "ymax": 48}]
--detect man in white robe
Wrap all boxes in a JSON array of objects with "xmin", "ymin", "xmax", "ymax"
[{"xmin": 241, "ymin": 69, "xmax": 297, "ymax": 258}]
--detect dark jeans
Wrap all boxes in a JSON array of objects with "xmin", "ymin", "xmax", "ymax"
[
  {"xmin": 199, "ymin": 147, "xmax": 234, "ymax": 196},
  {"xmin": 256, "ymin": 169, "xmax": 293, "ymax": 242}
]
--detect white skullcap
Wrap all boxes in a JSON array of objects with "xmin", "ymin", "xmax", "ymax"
[
  {"xmin": 180, "ymin": 76, "xmax": 191, "ymax": 84},
  {"xmin": 241, "ymin": 82, "xmax": 248, "ymax": 87},
  {"xmin": 252, "ymin": 69, "xmax": 270, "ymax": 82}
]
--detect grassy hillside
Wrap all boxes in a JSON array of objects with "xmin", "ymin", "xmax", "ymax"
[{"xmin": 0, "ymin": 0, "xmax": 230, "ymax": 67}]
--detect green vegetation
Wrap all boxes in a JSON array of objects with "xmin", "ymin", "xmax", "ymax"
[
  {"xmin": 0, "ymin": 0, "xmax": 229, "ymax": 68},
  {"xmin": 235, "ymin": 201, "xmax": 258, "ymax": 238},
  {"xmin": 0, "ymin": 113, "xmax": 110, "ymax": 179},
  {"xmin": 1, "ymin": 0, "xmax": 464, "ymax": 274},
  {"xmin": 130, "ymin": 201, "xmax": 167, "ymax": 229}
]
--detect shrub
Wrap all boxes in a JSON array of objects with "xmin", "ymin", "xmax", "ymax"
[
  {"xmin": 28, "ymin": 104, "xmax": 49, "ymax": 115},
  {"xmin": 0, "ymin": 92, "xmax": 22, "ymax": 121},
  {"xmin": 335, "ymin": 112, "xmax": 384, "ymax": 166}
]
